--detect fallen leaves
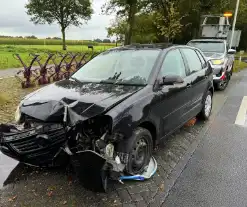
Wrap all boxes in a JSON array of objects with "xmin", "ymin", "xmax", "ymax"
[
  {"xmin": 47, "ymin": 190, "xmax": 53, "ymax": 197},
  {"xmin": 47, "ymin": 186, "xmax": 56, "ymax": 197},
  {"xmin": 159, "ymin": 183, "xmax": 165, "ymax": 192},
  {"xmin": 184, "ymin": 117, "xmax": 197, "ymax": 127},
  {"xmin": 8, "ymin": 195, "xmax": 17, "ymax": 202}
]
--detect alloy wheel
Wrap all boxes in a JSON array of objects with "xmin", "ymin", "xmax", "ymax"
[{"xmin": 204, "ymin": 94, "xmax": 212, "ymax": 117}]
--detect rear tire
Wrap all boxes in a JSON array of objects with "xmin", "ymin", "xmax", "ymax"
[{"xmin": 198, "ymin": 91, "xmax": 212, "ymax": 120}]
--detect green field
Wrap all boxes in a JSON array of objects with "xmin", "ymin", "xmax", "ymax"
[
  {"xmin": 0, "ymin": 37, "xmax": 115, "ymax": 46},
  {"xmin": 0, "ymin": 44, "xmax": 114, "ymax": 69}
]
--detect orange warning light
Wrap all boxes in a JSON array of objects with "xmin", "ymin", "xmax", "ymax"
[{"xmin": 224, "ymin": 12, "xmax": 233, "ymax": 17}]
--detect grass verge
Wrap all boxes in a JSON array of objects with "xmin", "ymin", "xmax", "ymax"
[
  {"xmin": 0, "ymin": 78, "xmax": 39, "ymax": 123},
  {"xmin": 233, "ymin": 60, "xmax": 247, "ymax": 72}
]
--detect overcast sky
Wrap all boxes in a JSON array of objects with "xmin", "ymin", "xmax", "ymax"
[{"xmin": 0, "ymin": 0, "xmax": 115, "ymax": 40}]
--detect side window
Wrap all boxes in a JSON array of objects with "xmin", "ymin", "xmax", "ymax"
[
  {"xmin": 181, "ymin": 48, "xmax": 202, "ymax": 74},
  {"xmin": 160, "ymin": 49, "xmax": 186, "ymax": 78},
  {"xmin": 196, "ymin": 50, "xmax": 207, "ymax": 68}
]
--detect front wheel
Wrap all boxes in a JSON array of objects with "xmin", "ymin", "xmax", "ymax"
[
  {"xmin": 198, "ymin": 91, "xmax": 213, "ymax": 120},
  {"xmin": 118, "ymin": 127, "xmax": 153, "ymax": 175},
  {"xmin": 215, "ymin": 73, "xmax": 230, "ymax": 91}
]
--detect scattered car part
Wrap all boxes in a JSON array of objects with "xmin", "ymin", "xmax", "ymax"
[{"xmin": 119, "ymin": 156, "xmax": 157, "ymax": 182}]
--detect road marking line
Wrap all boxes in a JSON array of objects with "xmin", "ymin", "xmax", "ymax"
[{"xmin": 235, "ymin": 96, "xmax": 247, "ymax": 126}]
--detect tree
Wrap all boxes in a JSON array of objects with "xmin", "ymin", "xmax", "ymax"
[
  {"xmin": 107, "ymin": 17, "xmax": 127, "ymax": 43},
  {"xmin": 142, "ymin": 0, "xmax": 184, "ymax": 42},
  {"xmin": 25, "ymin": 0, "xmax": 93, "ymax": 50},
  {"xmin": 94, "ymin": 38, "xmax": 103, "ymax": 43},
  {"xmin": 102, "ymin": 0, "xmax": 142, "ymax": 45},
  {"xmin": 107, "ymin": 14, "xmax": 158, "ymax": 44},
  {"xmin": 154, "ymin": 2, "xmax": 183, "ymax": 42},
  {"xmin": 25, "ymin": 35, "xmax": 38, "ymax": 39},
  {"xmin": 52, "ymin": 37, "xmax": 62, "ymax": 40},
  {"xmin": 132, "ymin": 13, "xmax": 158, "ymax": 43},
  {"xmin": 102, "ymin": 39, "xmax": 111, "ymax": 43}
]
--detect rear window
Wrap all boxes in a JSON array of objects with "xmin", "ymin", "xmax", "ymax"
[{"xmin": 187, "ymin": 41, "xmax": 225, "ymax": 53}]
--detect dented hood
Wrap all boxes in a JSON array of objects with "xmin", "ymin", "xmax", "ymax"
[{"xmin": 20, "ymin": 79, "xmax": 143, "ymax": 124}]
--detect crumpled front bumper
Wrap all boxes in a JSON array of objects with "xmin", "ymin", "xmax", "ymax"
[
  {"xmin": 71, "ymin": 150, "xmax": 109, "ymax": 192},
  {"xmin": 0, "ymin": 124, "xmax": 68, "ymax": 167},
  {"xmin": 0, "ymin": 124, "xmax": 125, "ymax": 192}
]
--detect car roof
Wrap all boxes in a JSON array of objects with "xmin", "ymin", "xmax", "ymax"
[
  {"xmin": 188, "ymin": 39, "xmax": 226, "ymax": 43},
  {"xmin": 106, "ymin": 43, "xmax": 193, "ymax": 52}
]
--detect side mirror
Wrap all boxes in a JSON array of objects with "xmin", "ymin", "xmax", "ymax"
[
  {"xmin": 228, "ymin": 49, "xmax": 236, "ymax": 54},
  {"xmin": 160, "ymin": 75, "xmax": 184, "ymax": 86}
]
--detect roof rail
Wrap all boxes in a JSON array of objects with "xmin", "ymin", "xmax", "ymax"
[{"xmin": 123, "ymin": 43, "xmax": 173, "ymax": 49}]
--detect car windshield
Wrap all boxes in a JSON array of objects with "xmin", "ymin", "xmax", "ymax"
[
  {"xmin": 188, "ymin": 41, "xmax": 225, "ymax": 53},
  {"xmin": 71, "ymin": 49, "xmax": 160, "ymax": 85}
]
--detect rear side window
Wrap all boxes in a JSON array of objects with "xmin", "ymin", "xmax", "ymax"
[
  {"xmin": 181, "ymin": 48, "xmax": 202, "ymax": 74},
  {"xmin": 196, "ymin": 50, "xmax": 207, "ymax": 68}
]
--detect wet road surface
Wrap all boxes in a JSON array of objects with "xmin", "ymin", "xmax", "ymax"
[
  {"xmin": 0, "ymin": 72, "xmax": 243, "ymax": 206},
  {"xmin": 163, "ymin": 70, "xmax": 247, "ymax": 207}
]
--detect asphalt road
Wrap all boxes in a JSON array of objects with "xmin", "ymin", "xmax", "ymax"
[
  {"xmin": 164, "ymin": 70, "xmax": 247, "ymax": 207},
  {"xmin": 0, "ymin": 71, "xmax": 244, "ymax": 206}
]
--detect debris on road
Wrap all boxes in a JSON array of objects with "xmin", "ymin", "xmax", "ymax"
[{"xmin": 184, "ymin": 117, "xmax": 197, "ymax": 127}]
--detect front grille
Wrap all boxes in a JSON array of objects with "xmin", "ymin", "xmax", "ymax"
[{"xmin": 7, "ymin": 127, "xmax": 66, "ymax": 154}]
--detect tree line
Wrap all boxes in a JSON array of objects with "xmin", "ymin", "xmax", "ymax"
[{"xmin": 25, "ymin": 0, "xmax": 247, "ymax": 50}]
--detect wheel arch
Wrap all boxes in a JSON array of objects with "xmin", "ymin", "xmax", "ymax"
[
  {"xmin": 138, "ymin": 121, "xmax": 157, "ymax": 147},
  {"xmin": 209, "ymin": 86, "xmax": 214, "ymax": 96}
]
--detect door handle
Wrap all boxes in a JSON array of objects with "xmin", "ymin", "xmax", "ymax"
[{"xmin": 186, "ymin": 84, "xmax": 192, "ymax": 88}]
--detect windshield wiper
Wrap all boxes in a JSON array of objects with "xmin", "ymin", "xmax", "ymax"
[
  {"xmin": 99, "ymin": 72, "xmax": 122, "ymax": 84},
  {"xmin": 109, "ymin": 72, "xmax": 122, "ymax": 80}
]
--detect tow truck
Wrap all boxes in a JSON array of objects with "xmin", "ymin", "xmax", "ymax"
[{"xmin": 187, "ymin": 14, "xmax": 241, "ymax": 90}]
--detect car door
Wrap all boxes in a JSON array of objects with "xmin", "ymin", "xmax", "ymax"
[
  {"xmin": 180, "ymin": 48, "xmax": 209, "ymax": 116},
  {"xmin": 153, "ymin": 49, "xmax": 193, "ymax": 138}
]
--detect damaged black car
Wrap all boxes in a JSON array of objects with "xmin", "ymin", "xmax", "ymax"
[{"xmin": 0, "ymin": 44, "xmax": 214, "ymax": 192}]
